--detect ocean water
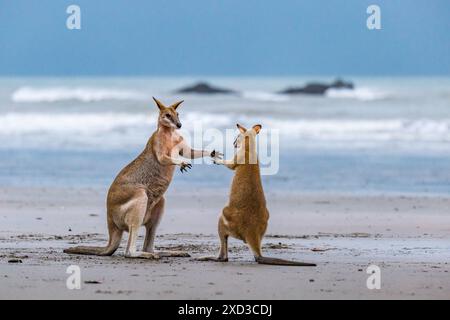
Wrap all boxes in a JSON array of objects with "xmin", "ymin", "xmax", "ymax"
[{"xmin": 0, "ymin": 76, "xmax": 449, "ymax": 194}]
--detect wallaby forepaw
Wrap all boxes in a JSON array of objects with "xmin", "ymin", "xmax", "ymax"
[
  {"xmin": 180, "ymin": 162, "xmax": 192, "ymax": 173},
  {"xmin": 211, "ymin": 150, "xmax": 223, "ymax": 160}
]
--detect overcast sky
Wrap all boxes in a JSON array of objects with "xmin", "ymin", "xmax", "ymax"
[{"xmin": 0, "ymin": 0, "xmax": 449, "ymax": 76}]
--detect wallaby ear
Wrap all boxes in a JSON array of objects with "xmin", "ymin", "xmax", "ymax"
[
  {"xmin": 253, "ymin": 124, "xmax": 262, "ymax": 134},
  {"xmin": 237, "ymin": 123, "xmax": 247, "ymax": 134},
  {"xmin": 170, "ymin": 100, "xmax": 184, "ymax": 110},
  {"xmin": 152, "ymin": 97, "xmax": 165, "ymax": 111}
]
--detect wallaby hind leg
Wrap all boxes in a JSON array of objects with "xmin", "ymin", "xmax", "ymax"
[
  {"xmin": 123, "ymin": 190, "xmax": 159, "ymax": 260},
  {"xmin": 246, "ymin": 234, "xmax": 316, "ymax": 267},
  {"xmin": 143, "ymin": 197, "xmax": 189, "ymax": 257},
  {"xmin": 143, "ymin": 198, "xmax": 164, "ymax": 253},
  {"xmin": 64, "ymin": 219, "xmax": 123, "ymax": 256},
  {"xmin": 217, "ymin": 217, "xmax": 229, "ymax": 261},
  {"xmin": 125, "ymin": 225, "xmax": 159, "ymax": 259},
  {"xmin": 197, "ymin": 216, "xmax": 229, "ymax": 262},
  {"xmin": 246, "ymin": 234, "xmax": 263, "ymax": 261}
]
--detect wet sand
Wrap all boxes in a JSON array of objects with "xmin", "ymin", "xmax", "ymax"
[{"xmin": 0, "ymin": 187, "xmax": 449, "ymax": 299}]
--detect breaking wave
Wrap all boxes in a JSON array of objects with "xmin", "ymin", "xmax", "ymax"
[
  {"xmin": 1, "ymin": 111, "xmax": 449, "ymax": 150},
  {"xmin": 325, "ymin": 87, "xmax": 388, "ymax": 101},
  {"xmin": 11, "ymin": 87, "xmax": 147, "ymax": 103},
  {"xmin": 241, "ymin": 91, "xmax": 289, "ymax": 102}
]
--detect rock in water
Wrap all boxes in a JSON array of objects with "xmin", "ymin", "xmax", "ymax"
[
  {"xmin": 176, "ymin": 82, "xmax": 236, "ymax": 94},
  {"xmin": 279, "ymin": 78, "xmax": 354, "ymax": 95}
]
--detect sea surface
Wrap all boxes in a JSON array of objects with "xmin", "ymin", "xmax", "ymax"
[{"xmin": 0, "ymin": 76, "xmax": 449, "ymax": 194}]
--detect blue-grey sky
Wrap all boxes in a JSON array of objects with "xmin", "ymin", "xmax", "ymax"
[{"xmin": 0, "ymin": 0, "xmax": 449, "ymax": 76}]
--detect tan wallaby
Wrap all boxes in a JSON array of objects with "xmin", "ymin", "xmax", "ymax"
[
  {"xmin": 201, "ymin": 124, "xmax": 316, "ymax": 266},
  {"xmin": 64, "ymin": 98, "xmax": 221, "ymax": 259}
]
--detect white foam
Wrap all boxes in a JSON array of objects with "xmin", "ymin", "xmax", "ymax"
[
  {"xmin": 0, "ymin": 112, "xmax": 152, "ymax": 135},
  {"xmin": 242, "ymin": 91, "xmax": 289, "ymax": 102},
  {"xmin": 325, "ymin": 87, "xmax": 388, "ymax": 101},
  {"xmin": 268, "ymin": 118, "xmax": 450, "ymax": 142},
  {"xmin": 1, "ymin": 111, "xmax": 450, "ymax": 150},
  {"xmin": 11, "ymin": 87, "xmax": 147, "ymax": 103}
]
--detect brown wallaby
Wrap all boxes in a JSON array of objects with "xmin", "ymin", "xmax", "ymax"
[
  {"xmin": 200, "ymin": 124, "xmax": 316, "ymax": 266},
  {"xmin": 64, "ymin": 97, "xmax": 222, "ymax": 259}
]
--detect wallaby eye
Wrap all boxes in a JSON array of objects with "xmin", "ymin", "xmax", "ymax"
[{"xmin": 166, "ymin": 114, "xmax": 171, "ymax": 119}]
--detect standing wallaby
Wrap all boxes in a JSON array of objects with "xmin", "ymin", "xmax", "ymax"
[
  {"xmin": 201, "ymin": 124, "xmax": 316, "ymax": 266},
  {"xmin": 64, "ymin": 97, "xmax": 222, "ymax": 259}
]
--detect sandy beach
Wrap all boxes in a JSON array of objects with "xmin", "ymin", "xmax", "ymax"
[{"xmin": 1, "ymin": 186, "xmax": 449, "ymax": 300}]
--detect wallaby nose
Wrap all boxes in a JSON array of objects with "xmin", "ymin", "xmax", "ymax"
[{"xmin": 177, "ymin": 123, "xmax": 182, "ymax": 129}]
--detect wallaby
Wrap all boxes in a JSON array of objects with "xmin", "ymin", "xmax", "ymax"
[
  {"xmin": 64, "ymin": 97, "xmax": 222, "ymax": 259},
  {"xmin": 200, "ymin": 124, "xmax": 316, "ymax": 266}
]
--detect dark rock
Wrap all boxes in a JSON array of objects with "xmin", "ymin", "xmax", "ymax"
[
  {"xmin": 8, "ymin": 259, "xmax": 22, "ymax": 263},
  {"xmin": 279, "ymin": 78, "xmax": 354, "ymax": 95},
  {"xmin": 176, "ymin": 82, "xmax": 236, "ymax": 94}
]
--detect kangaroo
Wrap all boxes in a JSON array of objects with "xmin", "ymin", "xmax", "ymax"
[
  {"xmin": 201, "ymin": 124, "xmax": 316, "ymax": 266},
  {"xmin": 64, "ymin": 97, "xmax": 222, "ymax": 259}
]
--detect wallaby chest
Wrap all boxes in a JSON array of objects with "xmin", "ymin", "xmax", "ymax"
[{"xmin": 153, "ymin": 130, "xmax": 183, "ymax": 158}]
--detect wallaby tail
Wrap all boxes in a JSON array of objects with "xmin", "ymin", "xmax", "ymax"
[
  {"xmin": 63, "ymin": 245, "xmax": 117, "ymax": 256},
  {"xmin": 256, "ymin": 256, "xmax": 316, "ymax": 267}
]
